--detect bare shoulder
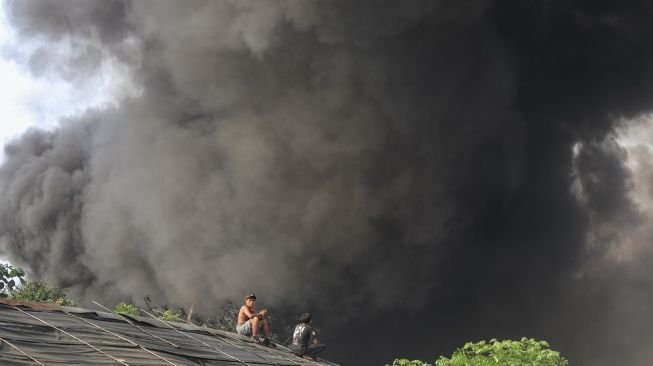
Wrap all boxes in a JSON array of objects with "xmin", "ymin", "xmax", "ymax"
[{"xmin": 237, "ymin": 306, "xmax": 248, "ymax": 323}]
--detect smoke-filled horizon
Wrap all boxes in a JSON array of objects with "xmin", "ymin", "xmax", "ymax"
[{"xmin": 2, "ymin": 1, "xmax": 653, "ymax": 364}]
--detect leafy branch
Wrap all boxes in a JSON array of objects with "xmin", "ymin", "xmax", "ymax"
[{"xmin": 0, "ymin": 263, "xmax": 25, "ymax": 293}]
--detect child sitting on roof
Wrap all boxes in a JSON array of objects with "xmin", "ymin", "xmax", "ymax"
[
  {"xmin": 290, "ymin": 312, "xmax": 326, "ymax": 360},
  {"xmin": 236, "ymin": 293, "xmax": 275, "ymax": 347}
]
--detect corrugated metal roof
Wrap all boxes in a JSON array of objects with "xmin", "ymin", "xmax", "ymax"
[{"xmin": 0, "ymin": 299, "xmax": 340, "ymax": 366}]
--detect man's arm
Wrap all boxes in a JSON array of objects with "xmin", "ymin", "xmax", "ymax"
[{"xmin": 241, "ymin": 306, "xmax": 265, "ymax": 319}]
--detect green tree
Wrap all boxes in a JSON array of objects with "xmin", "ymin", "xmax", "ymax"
[
  {"xmin": 389, "ymin": 360, "xmax": 431, "ymax": 366},
  {"xmin": 435, "ymin": 338, "xmax": 568, "ymax": 366},
  {"xmin": 9, "ymin": 281, "xmax": 76, "ymax": 306},
  {"xmin": 0, "ymin": 263, "xmax": 26, "ymax": 294}
]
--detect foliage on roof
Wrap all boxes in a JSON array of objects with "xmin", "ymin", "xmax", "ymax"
[
  {"xmin": 158, "ymin": 309, "xmax": 184, "ymax": 322},
  {"xmin": 113, "ymin": 302, "xmax": 141, "ymax": 316},
  {"xmin": 9, "ymin": 280, "xmax": 76, "ymax": 306}
]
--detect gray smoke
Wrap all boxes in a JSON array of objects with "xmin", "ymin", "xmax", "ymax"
[{"xmin": 2, "ymin": 1, "xmax": 653, "ymax": 365}]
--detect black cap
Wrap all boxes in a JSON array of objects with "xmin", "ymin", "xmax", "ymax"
[
  {"xmin": 299, "ymin": 312, "xmax": 312, "ymax": 323},
  {"xmin": 245, "ymin": 293, "xmax": 257, "ymax": 300}
]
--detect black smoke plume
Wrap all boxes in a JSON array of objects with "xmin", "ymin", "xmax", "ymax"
[{"xmin": 2, "ymin": 1, "xmax": 653, "ymax": 365}]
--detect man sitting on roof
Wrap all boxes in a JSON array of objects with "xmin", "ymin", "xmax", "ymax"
[
  {"xmin": 290, "ymin": 312, "xmax": 326, "ymax": 360},
  {"xmin": 236, "ymin": 293, "xmax": 274, "ymax": 346}
]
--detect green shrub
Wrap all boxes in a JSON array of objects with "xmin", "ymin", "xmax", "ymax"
[
  {"xmin": 435, "ymin": 338, "xmax": 568, "ymax": 366},
  {"xmin": 113, "ymin": 302, "xmax": 140, "ymax": 316},
  {"xmin": 9, "ymin": 281, "xmax": 75, "ymax": 306},
  {"xmin": 158, "ymin": 309, "xmax": 183, "ymax": 322}
]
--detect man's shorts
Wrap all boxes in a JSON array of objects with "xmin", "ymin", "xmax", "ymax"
[{"xmin": 236, "ymin": 319, "xmax": 263, "ymax": 336}]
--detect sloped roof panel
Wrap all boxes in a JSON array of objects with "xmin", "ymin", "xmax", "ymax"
[{"xmin": 0, "ymin": 300, "xmax": 339, "ymax": 366}]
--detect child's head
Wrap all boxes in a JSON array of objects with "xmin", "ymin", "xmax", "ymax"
[
  {"xmin": 244, "ymin": 293, "xmax": 256, "ymax": 307},
  {"xmin": 299, "ymin": 312, "xmax": 312, "ymax": 324}
]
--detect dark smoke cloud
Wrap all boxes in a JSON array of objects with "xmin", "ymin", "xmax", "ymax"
[
  {"xmin": 0, "ymin": 123, "xmax": 93, "ymax": 286},
  {"xmin": 2, "ymin": 1, "xmax": 653, "ymax": 365}
]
